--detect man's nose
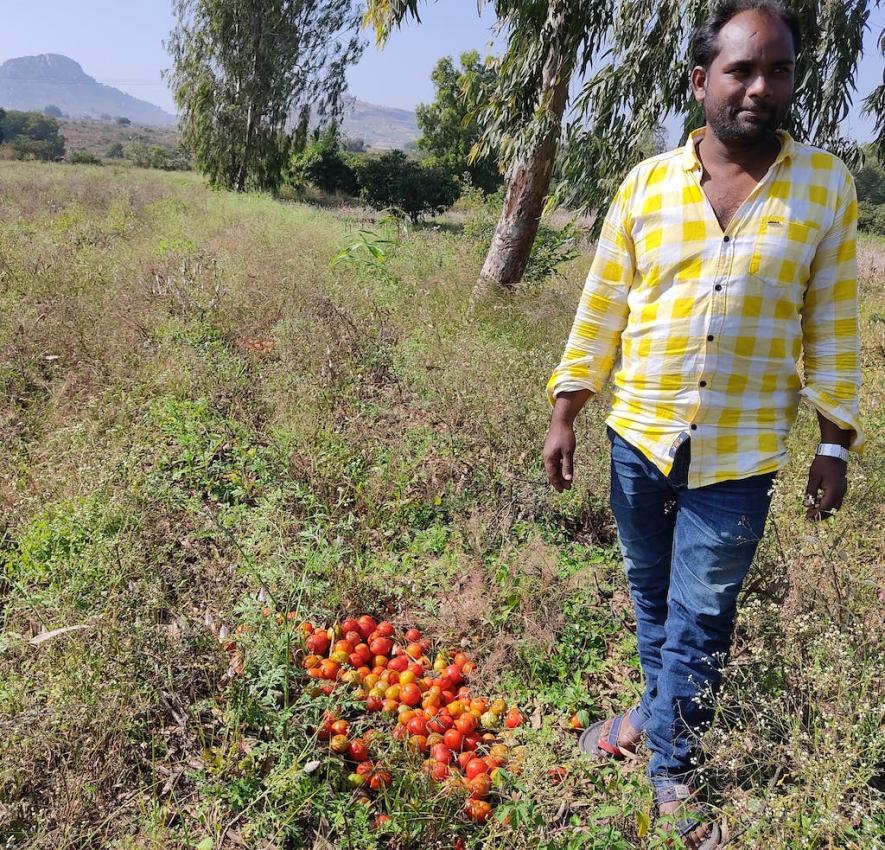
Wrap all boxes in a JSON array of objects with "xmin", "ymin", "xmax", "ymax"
[{"xmin": 746, "ymin": 73, "xmax": 773, "ymax": 99}]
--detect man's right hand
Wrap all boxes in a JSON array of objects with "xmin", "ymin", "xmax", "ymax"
[{"xmin": 543, "ymin": 419, "xmax": 577, "ymax": 492}]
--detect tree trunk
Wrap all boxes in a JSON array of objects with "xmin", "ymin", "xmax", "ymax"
[{"xmin": 476, "ymin": 3, "xmax": 575, "ymax": 293}]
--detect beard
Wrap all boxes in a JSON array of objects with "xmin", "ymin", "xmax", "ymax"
[{"xmin": 706, "ymin": 99, "xmax": 786, "ymax": 144}]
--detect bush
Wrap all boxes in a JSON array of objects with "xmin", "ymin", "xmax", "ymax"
[
  {"xmin": 106, "ymin": 142, "xmax": 125, "ymax": 159},
  {"xmin": 123, "ymin": 139, "xmax": 190, "ymax": 171},
  {"xmin": 858, "ymin": 201, "xmax": 885, "ymax": 235},
  {"xmin": 0, "ymin": 110, "xmax": 65, "ymax": 160},
  {"xmin": 68, "ymin": 150, "xmax": 103, "ymax": 166},
  {"xmin": 291, "ymin": 129, "xmax": 358, "ymax": 195},
  {"xmin": 354, "ymin": 150, "xmax": 460, "ymax": 223}
]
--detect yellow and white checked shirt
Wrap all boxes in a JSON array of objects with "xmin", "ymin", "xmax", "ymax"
[{"xmin": 548, "ymin": 127, "xmax": 863, "ymax": 488}]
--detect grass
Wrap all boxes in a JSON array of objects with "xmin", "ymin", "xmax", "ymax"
[{"xmin": 0, "ymin": 160, "xmax": 883, "ymax": 850}]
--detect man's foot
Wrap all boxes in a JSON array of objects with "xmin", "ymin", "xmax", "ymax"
[
  {"xmin": 655, "ymin": 784, "xmax": 722, "ymax": 850},
  {"xmin": 578, "ymin": 706, "xmax": 643, "ymax": 760}
]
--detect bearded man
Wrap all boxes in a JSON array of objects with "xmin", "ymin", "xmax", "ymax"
[{"xmin": 543, "ymin": 2, "xmax": 862, "ymax": 846}]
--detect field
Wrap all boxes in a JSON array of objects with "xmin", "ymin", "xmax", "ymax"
[{"xmin": 0, "ymin": 161, "xmax": 882, "ymax": 850}]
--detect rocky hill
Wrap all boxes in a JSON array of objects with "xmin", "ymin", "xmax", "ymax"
[{"xmin": 0, "ymin": 54, "xmax": 176, "ymax": 126}]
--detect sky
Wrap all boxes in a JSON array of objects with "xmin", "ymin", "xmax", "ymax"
[{"xmin": 0, "ymin": 0, "xmax": 882, "ymax": 142}]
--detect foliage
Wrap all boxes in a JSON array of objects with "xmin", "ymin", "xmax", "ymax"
[
  {"xmin": 67, "ymin": 149, "xmax": 103, "ymax": 166},
  {"xmin": 124, "ymin": 139, "xmax": 191, "ymax": 171},
  {"xmin": 106, "ymin": 141, "xmax": 125, "ymax": 159},
  {"xmin": 115, "ymin": 116, "xmax": 131, "ymax": 126},
  {"xmin": 416, "ymin": 50, "xmax": 503, "ymax": 194},
  {"xmin": 166, "ymin": 0, "xmax": 364, "ymax": 193},
  {"xmin": 354, "ymin": 149, "xmax": 460, "ymax": 223},
  {"xmin": 291, "ymin": 126, "xmax": 359, "ymax": 195},
  {"xmin": 367, "ymin": 1, "xmax": 885, "ymax": 226},
  {"xmin": 43, "ymin": 104, "xmax": 63, "ymax": 118},
  {"xmin": 0, "ymin": 110, "xmax": 65, "ymax": 160}
]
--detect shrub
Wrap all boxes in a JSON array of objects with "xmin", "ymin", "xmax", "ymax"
[
  {"xmin": 68, "ymin": 150, "xmax": 103, "ymax": 166},
  {"xmin": 106, "ymin": 142, "xmax": 125, "ymax": 159},
  {"xmin": 858, "ymin": 201, "xmax": 885, "ymax": 235},
  {"xmin": 0, "ymin": 110, "xmax": 65, "ymax": 160},
  {"xmin": 354, "ymin": 149, "xmax": 460, "ymax": 223},
  {"xmin": 291, "ymin": 129, "xmax": 358, "ymax": 195}
]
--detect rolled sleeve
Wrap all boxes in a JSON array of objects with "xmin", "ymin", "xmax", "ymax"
[
  {"xmin": 546, "ymin": 183, "xmax": 635, "ymax": 406},
  {"xmin": 800, "ymin": 173, "xmax": 864, "ymax": 451}
]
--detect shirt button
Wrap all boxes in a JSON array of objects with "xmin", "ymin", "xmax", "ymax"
[
  {"xmin": 699, "ymin": 380, "xmax": 707, "ymax": 387},
  {"xmin": 723, "ymin": 235, "xmax": 730, "ymax": 243},
  {"xmin": 707, "ymin": 334, "xmax": 715, "ymax": 341},
  {"xmin": 691, "ymin": 424, "xmax": 698, "ymax": 430},
  {"xmin": 715, "ymin": 284, "xmax": 722, "ymax": 291}
]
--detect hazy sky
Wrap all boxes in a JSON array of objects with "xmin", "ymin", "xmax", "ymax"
[{"xmin": 0, "ymin": 0, "xmax": 882, "ymax": 141}]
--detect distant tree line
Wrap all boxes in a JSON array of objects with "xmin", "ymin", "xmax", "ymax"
[{"xmin": 0, "ymin": 109, "xmax": 66, "ymax": 161}]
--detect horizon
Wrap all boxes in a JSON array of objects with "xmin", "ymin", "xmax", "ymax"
[{"xmin": 0, "ymin": 1, "xmax": 882, "ymax": 143}]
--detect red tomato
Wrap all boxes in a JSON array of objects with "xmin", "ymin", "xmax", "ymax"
[
  {"xmin": 440, "ymin": 691, "xmax": 456, "ymax": 707},
  {"xmin": 465, "ymin": 798, "xmax": 491, "ymax": 823},
  {"xmin": 341, "ymin": 618, "xmax": 359, "ymax": 636},
  {"xmin": 426, "ymin": 715, "xmax": 447, "ymax": 734},
  {"xmin": 400, "ymin": 683, "xmax": 421, "ymax": 707},
  {"xmin": 406, "ymin": 716, "xmax": 428, "ymax": 736},
  {"xmin": 357, "ymin": 615, "xmax": 378, "ymax": 639},
  {"xmin": 306, "ymin": 632, "xmax": 330, "ymax": 656},
  {"xmin": 408, "ymin": 734, "xmax": 428, "ymax": 753},
  {"xmin": 465, "ymin": 758, "xmax": 488, "ymax": 780},
  {"xmin": 454, "ymin": 652, "xmax": 469, "ymax": 668},
  {"xmin": 345, "ymin": 630, "xmax": 362, "ymax": 646},
  {"xmin": 443, "ymin": 728, "xmax": 463, "ymax": 750},
  {"xmin": 366, "ymin": 695, "xmax": 383, "ymax": 712},
  {"xmin": 392, "ymin": 723, "xmax": 408, "ymax": 741},
  {"xmin": 463, "ymin": 732, "xmax": 481, "ymax": 751},
  {"xmin": 505, "ymin": 709, "xmax": 524, "ymax": 729},
  {"xmin": 387, "ymin": 655, "xmax": 409, "ymax": 672},
  {"xmin": 356, "ymin": 761, "xmax": 374, "ymax": 775},
  {"xmin": 369, "ymin": 770, "xmax": 391, "ymax": 791},
  {"xmin": 468, "ymin": 774, "xmax": 491, "ymax": 800},
  {"xmin": 376, "ymin": 621, "xmax": 395, "ymax": 637},
  {"xmin": 455, "ymin": 713, "xmax": 477, "ymax": 735},
  {"xmin": 348, "ymin": 652, "xmax": 363, "ymax": 668},
  {"xmin": 430, "ymin": 762, "xmax": 449, "ymax": 781},
  {"xmin": 445, "ymin": 665, "xmax": 463, "ymax": 685},
  {"xmin": 372, "ymin": 814, "xmax": 391, "ymax": 830},
  {"xmin": 405, "ymin": 628, "xmax": 422, "ymax": 642},
  {"xmin": 348, "ymin": 740, "xmax": 370, "ymax": 762},
  {"xmin": 457, "ymin": 751, "xmax": 473, "ymax": 771},
  {"xmin": 431, "ymin": 743, "xmax": 451, "ymax": 764},
  {"xmin": 355, "ymin": 643, "xmax": 373, "ymax": 663},
  {"xmin": 370, "ymin": 637, "xmax": 394, "ymax": 657},
  {"xmin": 436, "ymin": 674, "xmax": 453, "ymax": 691}
]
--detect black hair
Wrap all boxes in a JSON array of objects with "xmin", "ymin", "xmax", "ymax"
[{"xmin": 690, "ymin": 0, "xmax": 802, "ymax": 68}]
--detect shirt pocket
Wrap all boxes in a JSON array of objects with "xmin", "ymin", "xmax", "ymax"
[{"xmin": 748, "ymin": 216, "xmax": 819, "ymax": 286}]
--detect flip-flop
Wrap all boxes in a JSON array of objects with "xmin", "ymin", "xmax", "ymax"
[
  {"xmin": 578, "ymin": 706, "xmax": 642, "ymax": 761},
  {"xmin": 655, "ymin": 783, "xmax": 722, "ymax": 850}
]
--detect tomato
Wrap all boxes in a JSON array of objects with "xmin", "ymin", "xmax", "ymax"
[
  {"xmin": 357, "ymin": 615, "xmax": 378, "ymax": 639},
  {"xmin": 319, "ymin": 660, "xmax": 340, "ymax": 680},
  {"xmin": 489, "ymin": 744, "xmax": 509, "ymax": 761},
  {"xmin": 377, "ymin": 621, "xmax": 395, "ymax": 637},
  {"xmin": 426, "ymin": 715, "xmax": 447, "ymax": 734},
  {"xmin": 372, "ymin": 814, "xmax": 391, "ymax": 830},
  {"xmin": 454, "ymin": 652, "xmax": 469, "ymax": 668},
  {"xmin": 406, "ymin": 716, "xmax": 427, "ymax": 736},
  {"xmin": 384, "ymin": 685, "xmax": 400, "ymax": 701},
  {"xmin": 483, "ymin": 755, "xmax": 502, "ymax": 771},
  {"xmin": 346, "ymin": 772, "xmax": 365, "ymax": 788},
  {"xmin": 464, "ymin": 758, "xmax": 488, "ymax": 780},
  {"xmin": 408, "ymin": 662, "xmax": 425, "ymax": 677},
  {"xmin": 437, "ymin": 711, "xmax": 454, "ymax": 729},
  {"xmin": 330, "ymin": 649, "xmax": 350, "ymax": 665},
  {"xmin": 569, "ymin": 713, "xmax": 584, "ymax": 730},
  {"xmin": 468, "ymin": 773, "xmax": 491, "ymax": 800},
  {"xmin": 330, "ymin": 734, "xmax": 350, "ymax": 754},
  {"xmin": 345, "ymin": 630, "xmax": 362, "ymax": 646},
  {"xmin": 431, "ymin": 743, "xmax": 452, "ymax": 764},
  {"xmin": 465, "ymin": 798, "xmax": 492, "ymax": 824},
  {"xmin": 374, "ymin": 655, "xmax": 389, "ymax": 669},
  {"xmin": 381, "ymin": 699, "xmax": 399, "ymax": 713},
  {"xmin": 334, "ymin": 639, "xmax": 352, "ymax": 654},
  {"xmin": 435, "ymin": 674, "xmax": 453, "ymax": 691},
  {"xmin": 302, "ymin": 654, "xmax": 322, "ymax": 670},
  {"xmin": 430, "ymin": 761, "xmax": 449, "ymax": 781},
  {"xmin": 306, "ymin": 632, "xmax": 330, "ymax": 656},
  {"xmin": 355, "ymin": 643, "xmax": 373, "ymax": 663},
  {"xmin": 399, "ymin": 709, "xmax": 416, "ymax": 726},
  {"xmin": 405, "ymin": 642, "xmax": 424, "ymax": 660},
  {"xmin": 505, "ymin": 709, "xmax": 524, "ymax": 729},
  {"xmin": 447, "ymin": 700, "xmax": 464, "ymax": 718},
  {"xmin": 455, "ymin": 713, "xmax": 477, "ymax": 735},
  {"xmin": 461, "ymin": 661, "xmax": 475, "ymax": 676},
  {"xmin": 400, "ymin": 683, "xmax": 421, "ymax": 707},
  {"xmin": 405, "ymin": 628, "xmax": 422, "ymax": 642},
  {"xmin": 366, "ymin": 695, "xmax": 383, "ymax": 712},
  {"xmin": 299, "ymin": 621, "xmax": 314, "ymax": 635},
  {"xmin": 392, "ymin": 723, "xmax": 407, "ymax": 741},
  {"xmin": 480, "ymin": 711, "xmax": 499, "ymax": 730},
  {"xmin": 341, "ymin": 618, "xmax": 359, "ymax": 636},
  {"xmin": 369, "ymin": 770, "xmax": 391, "ymax": 791},
  {"xmin": 443, "ymin": 728, "xmax": 463, "ymax": 750},
  {"xmin": 348, "ymin": 740, "xmax": 370, "ymax": 762},
  {"xmin": 426, "ymin": 732, "xmax": 444, "ymax": 748},
  {"xmin": 330, "ymin": 719, "xmax": 349, "ymax": 736},
  {"xmin": 456, "ymin": 751, "xmax": 473, "ymax": 771},
  {"xmin": 433, "ymin": 653, "xmax": 448, "ymax": 672},
  {"xmin": 445, "ymin": 665, "xmax": 463, "ymax": 685},
  {"xmin": 463, "ymin": 733, "xmax": 482, "ymax": 751},
  {"xmin": 370, "ymin": 637, "xmax": 394, "ymax": 657},
  {"xmin": 408, "ymin": 734, "xmax": 428, "ymax": 753},
  {"xmin": 398, "ymin": 669, "xmax": 416, "ymax": 686},
  {"xmin": 388, "ymin": 655, "xmax": 409, "ymax": 673},
  {"xmin": 347, "ymin": 652, "xmax": 363, "ymax": 668}
]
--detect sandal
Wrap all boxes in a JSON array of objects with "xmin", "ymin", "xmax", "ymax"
[
  {"xmin": 578, "ymin": 706, "xmax": 642, "ymax": 761},
  {"xmin": 655, "ymin": 783, "xmax": 722, "ymax": 850}
]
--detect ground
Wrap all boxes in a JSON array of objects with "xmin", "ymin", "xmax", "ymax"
[{"xmin": 0, "ymin": 161, "xmax": 882, "ymax": 849}]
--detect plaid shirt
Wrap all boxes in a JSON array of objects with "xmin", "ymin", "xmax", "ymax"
[{"xmin": 548, "ymin": 127, "xmax": 863, "ymax": 488}]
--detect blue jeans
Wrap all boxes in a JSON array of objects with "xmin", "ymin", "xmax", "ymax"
[{"xmin": 607, "ymin": 427, "xmax": 775, "ymax": 789}]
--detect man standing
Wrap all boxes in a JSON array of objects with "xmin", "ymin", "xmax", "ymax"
[{"xmin": 543, "ymin": 2, "xmax": 862, "ymax": 847}]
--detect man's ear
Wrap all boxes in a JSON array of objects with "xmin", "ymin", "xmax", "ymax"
[{"xmin": 690, "ymin": 66, "xmax": 707, "ymax": 104}]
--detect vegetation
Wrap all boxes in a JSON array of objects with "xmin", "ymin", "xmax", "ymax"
[
  {"xmin": 857, "ymin": 146, "xmax": 885, "ymax": 235},
  {"xmin": 0, "ymin": 162, "xmax": 882, "ymax": 850},
  {"xmin": 0, "ymin": 110, "xmax": 65, "ymax": 160},
  {"xmin": 355, "ymin": 149, "xmax": 461, "ymax": 223},
  {"xmin": 167, "ymin": 0, "xmax": 364, "ymax": 193},
  {"xmin": 367, "ymin": 0, "xmax": 885, "ymax": 290},
  {"xmin": 290, "ymin": 126, "xmax": 360, "ymax": 196},
  {"xmin": 416, "ymin": 51, "xmax": 503, "ymax": 194}
]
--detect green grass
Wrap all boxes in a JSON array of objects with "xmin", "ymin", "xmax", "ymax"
[{"xmin": 1, "ymin": 161, "xmax": 883, "ymax": 849}]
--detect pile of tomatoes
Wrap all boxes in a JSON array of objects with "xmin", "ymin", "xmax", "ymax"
[{"xmin": 227, "ymin": 612, "xmax": 525, "ymax": 825}]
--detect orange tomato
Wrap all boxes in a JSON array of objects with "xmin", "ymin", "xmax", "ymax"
[
  {"xmin": 468, "ymin": 774, "xmax": 491, "ymax": 800},
  {"xmin": 465, "ymin": 798, "xmax": 492, "ymax": 823}
]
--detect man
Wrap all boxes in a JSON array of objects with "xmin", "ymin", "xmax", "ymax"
[{"xmin": 543, "ymin": 2, "xmax": 862, "ymax": 847}]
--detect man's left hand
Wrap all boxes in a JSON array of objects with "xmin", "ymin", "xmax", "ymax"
[{"xmin": 804, "ymin": 456, "xmax": 848, "ymax": 520}]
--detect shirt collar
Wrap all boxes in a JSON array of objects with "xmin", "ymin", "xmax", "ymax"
[{"xmin": 680, "ymin": 126, "xmax": 794, "ymax": 171}]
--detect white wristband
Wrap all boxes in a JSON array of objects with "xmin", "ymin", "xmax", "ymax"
[{"xmin": 816, "ymin": 443, "xmax": 849, "ymax": 462}]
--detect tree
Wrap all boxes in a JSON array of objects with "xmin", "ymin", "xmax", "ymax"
[
  {"xmin": 0, "ymin": 110, "xmax": 66, "ymax": 160},
  {"xmin": 115, "ymin": 116, "xmax": 131, "ymax": 126},
  {"xmin": 166, "ymin": 0, "xmax": 364, "ymax": 194},
  {"xmin": 44, "ymin": 104, "xmax": 63, "ymax": 118},
  {"xmin": 292, "ymin": 125, "xmax": 359, "ymax": 194},
  {"xmin": 416, "ymin": 51, "xmax": 502, "ymax": 193},
  {"xmin": 0, "ymin": 108, "xmax": 5, "ymax": 145},
  {"xmin": 367, "ymin": 0, "xmax": 885, "ymax": 292},
  {"xmin": 355, "ymin": 150, "xmax": 459, "ymax": 223}
]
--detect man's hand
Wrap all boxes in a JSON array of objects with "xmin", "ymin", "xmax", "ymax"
[
  {"xmin": 544, "ymin": 419, "xmax": 577, "ymax": 492},
  {"xmin": 804, "ymin": 455, "xmax": 848, "ymax": 520}
]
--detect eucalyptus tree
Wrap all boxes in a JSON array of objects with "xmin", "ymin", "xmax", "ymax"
[
  {"xmin": 367, "ymin": 0, "xmax": 885, "ymax": 291},
  {"xmin": 167, "ymin": 0, "xmax": 363, "ymax": 193}
]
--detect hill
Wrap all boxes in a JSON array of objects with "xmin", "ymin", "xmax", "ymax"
[
  {"xmin": 0, "ymin": 54, "xmax": 176, "ymax": 126},
  {"xmin": 340, "ymin": 97, "xmax": 420, "ymax": 149}
]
